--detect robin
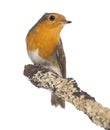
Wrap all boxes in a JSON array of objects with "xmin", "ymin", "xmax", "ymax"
[{"xmin": 26, "ymin": 13, "xmax": 71, "ymax": 108}]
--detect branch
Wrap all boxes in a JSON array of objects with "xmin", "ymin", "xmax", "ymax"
[{"xmin": 23, "ymin": 64, "xmax": 110, "ymax": 130}]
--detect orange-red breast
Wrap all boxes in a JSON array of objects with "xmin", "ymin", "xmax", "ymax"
[{"xmin": 26, "ymin": 13, "xmax": 71, "ymax": 108}]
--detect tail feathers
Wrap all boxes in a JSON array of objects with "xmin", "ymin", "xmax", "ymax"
[{"xmin": 51, "ymin": 93, "xmax": 65, "ymax": 108}]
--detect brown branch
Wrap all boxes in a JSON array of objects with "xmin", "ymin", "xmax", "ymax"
[{"xmin": 23, "ymin": 64, "xmax": 110, "ymax": 130}]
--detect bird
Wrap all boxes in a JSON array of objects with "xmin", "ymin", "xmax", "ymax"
[{"xmin": 26, "ymin": 13, "xmax": 71, "ymax": 108}]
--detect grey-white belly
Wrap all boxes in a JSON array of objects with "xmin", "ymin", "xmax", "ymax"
[{"xmin": 28, "ymin": 50, "xmax": 62, "ymax": 76}]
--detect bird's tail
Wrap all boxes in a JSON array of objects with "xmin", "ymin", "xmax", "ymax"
[{"xmin": 51, "ymin": 93, "xmax": 65, "ymax": 108}]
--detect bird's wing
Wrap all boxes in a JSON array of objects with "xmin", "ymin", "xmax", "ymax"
[{"xmin": 56, "ymin": 38, "xmax": 66, "ymax": 78}]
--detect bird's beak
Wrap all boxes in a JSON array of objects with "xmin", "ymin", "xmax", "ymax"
[
  {"xmin": 65, "ymin": 20, "xmax": 72, "ymax": 24},
  {"xmin": 60, "ymin": 20, "xmax": 72, "ymax": 24}
]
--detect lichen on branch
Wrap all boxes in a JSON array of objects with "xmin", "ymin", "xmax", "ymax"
[{"xmin": 24, "ymin": 64, "xmax": 110, "ymax": 130}]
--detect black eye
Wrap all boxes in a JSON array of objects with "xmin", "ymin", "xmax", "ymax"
[{"xmin": 49, "ymin": 15, "xmax": 55, "ymax": 21}]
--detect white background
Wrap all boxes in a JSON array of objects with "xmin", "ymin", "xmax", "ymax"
[{"xmin": 0, "ymin": 0, "xmax": 110, "ymax": 130}]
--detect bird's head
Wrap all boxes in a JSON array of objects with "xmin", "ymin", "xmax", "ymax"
[{"xmin": 31, "ymin": 13, "xmax": 72, "ymax": 34}]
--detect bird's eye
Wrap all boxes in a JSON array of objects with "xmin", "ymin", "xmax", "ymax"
[{"xmin": 49, "ymin": 15, "xmax": 55, "ymax": 21}]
